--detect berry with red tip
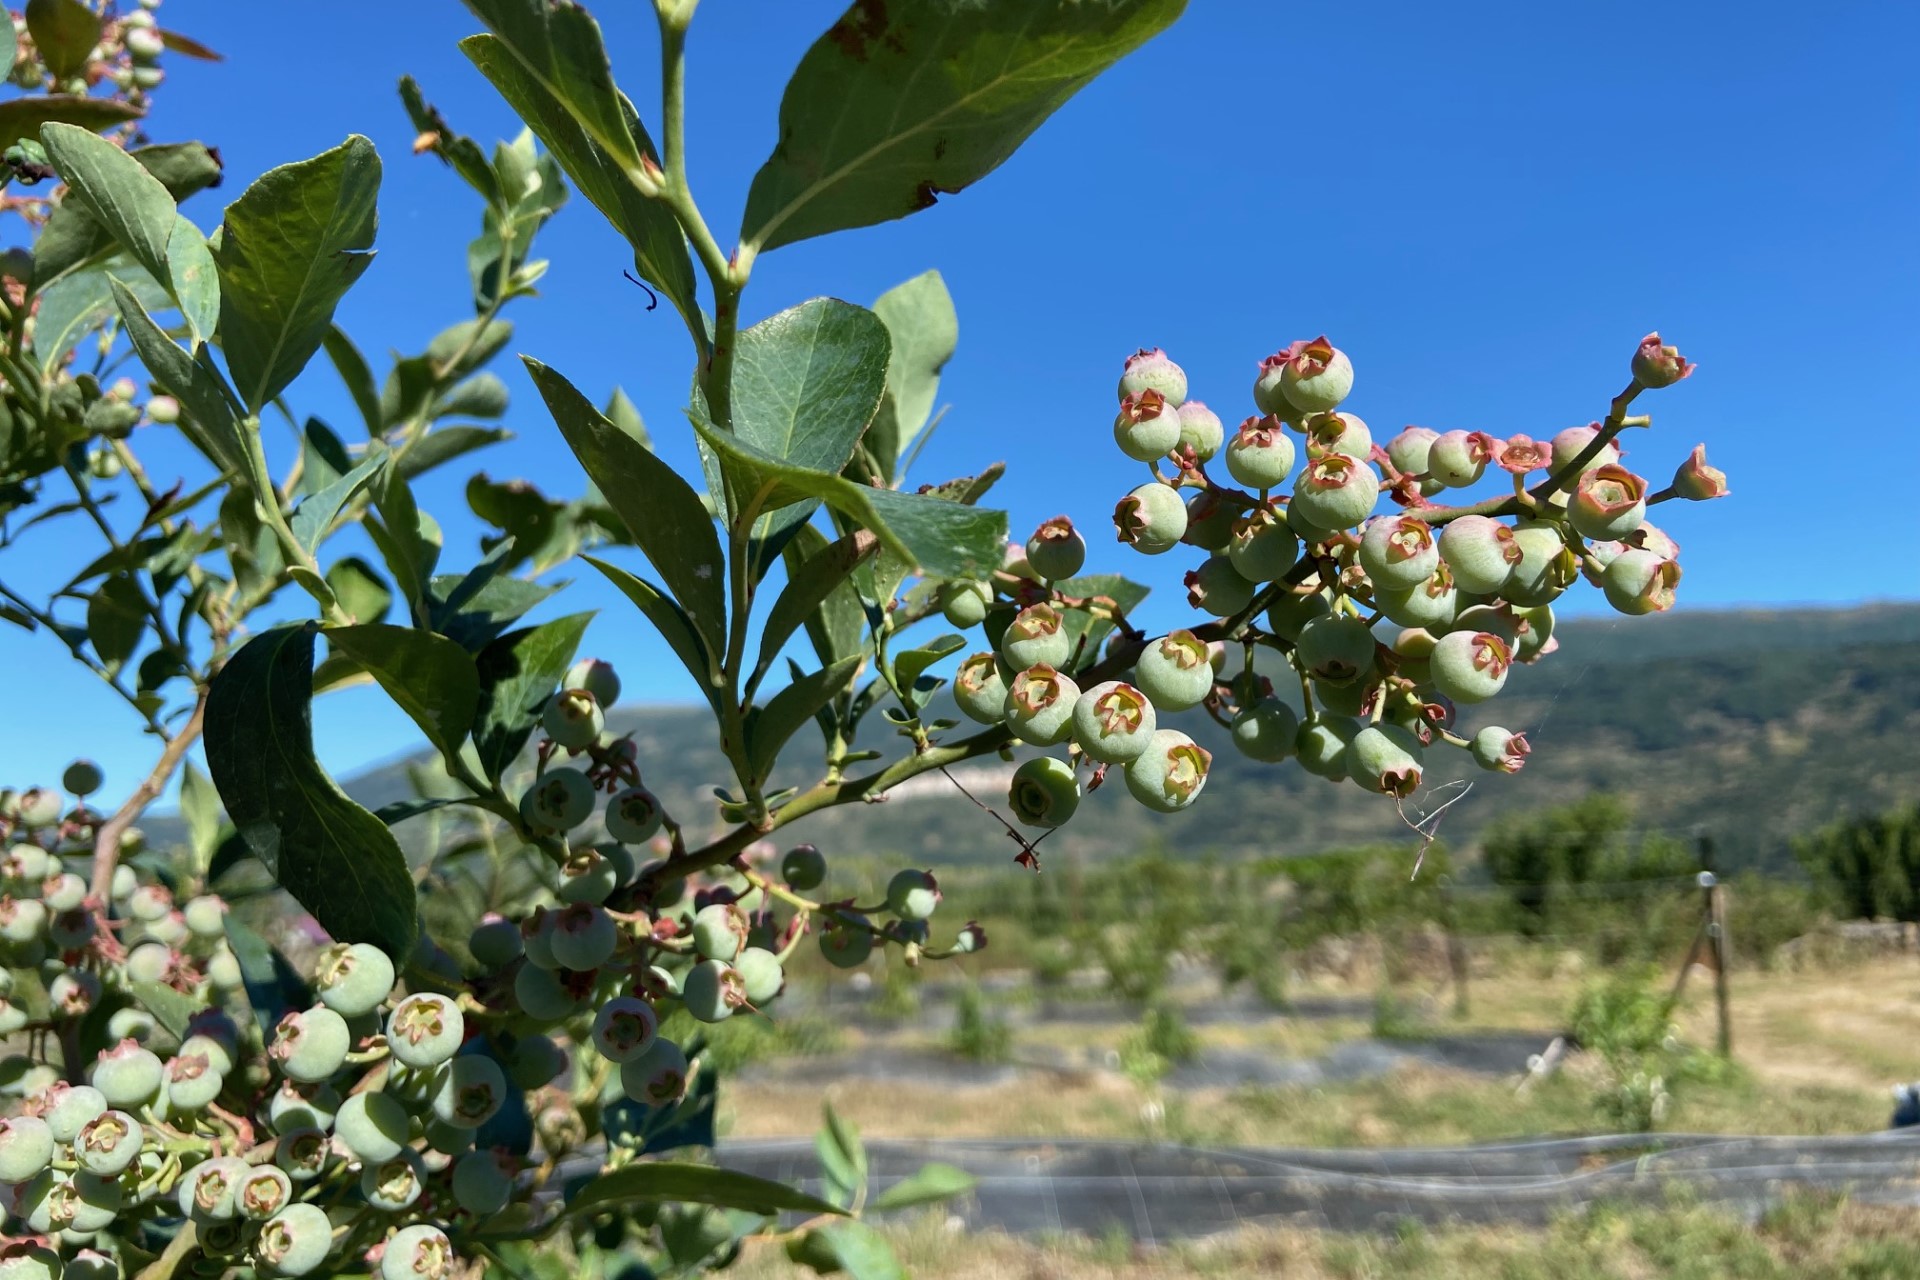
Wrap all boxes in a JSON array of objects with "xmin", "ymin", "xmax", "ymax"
[
  {"xmin": 1470, "ymin": 726, "xmax": 1531, "ymax": 773},
  {"xmin": 1504, "ymin": 521, "xmax": 1577, "ymax": 607},
  {"xmin": 591, "ymin": 996, "xmax": 660, "ymax": 1064},
  {"xmin": 1224, "ymin": 415, "xmax": 1295, "ymax": 489},
  {"xmin": 1288, "ymin": 453, "xmax": 1379, "ymax": 531},
  {"xmin": 270, "ymin": 1006, "xmax": 351, "ymax": 1083},
  {"xmin": 1114, "ymin": 390, "xmax": 1183, "ymax": 461},
  {"xmin": 1377, "ymin": 563, "xmax": 1461, "ymax": 631},
  {"xmin": 1437, "ymin": 515, "xmax": 1521, "ymax": 595},
  {"xmin": 314, "ymin": 941, "xmax": 395, "ymax": 1018},
  {"xmin": 1009, "ymin": 757, "xmax": 1080, "ymax": 829},
  {"xmin": 1184, "ymin": 556, "xmax": 1257, "ymax": 618},
  {"xmin": 1231, "ymin": 698, "xmax": 1300, "ymax": 762},
  {"xmin": 1672, "ymin": 444, "xmax": 1728, "ymax": 500},
  {"xmin": 1114, "ymin": 482, "xmax": 1188, "ymax": 554},
  {"xmin": 386, "ymin": 993, "xmax": 464, "ymax": 1070},
  {"xmin": 1427, "ymin": 430, "xmax": 1496, "ymax": 489},
  {"xmin": 683, "ymin": 959, "xmax": 748, "ymax": 1023},
  {"xmin": 549, "ymin": 902, "xmax": 617, "ymax": 971},
  {"xmin": 1117, "ymin": 348, "xmax": 1187, "ymax": 406},
  {"xmin": 1295, "ymin": 614, "xmax": 1377, "ymax": 686},
  {"xmin": 90, "ymin": 1039, "xmax": 164, "ymax": 1108},
  {"xmin": 1602, "ymin": 549, "xmax": 1681, "ymax": 615},
  {"xmin": 1176, "ymin": 401, "xmax": 1224, "ymax": 461},
  {"xmin": 1026, "ymin": 516, "xmax": 1086, "ymax": 581},
  {"xmin": 1359, "ymin": 515, "xmax": 1438, "ymax": 589},
  {"xmin": 887, "ymin": 869, "xmax": 941, "ymax": 920},
  {"xmin": 1228, "ymin": 508, "xmax": 1299, "ymax": 582},
  {"xmin": 1273, "ymin": 337, "xmax": 1355, "ymax": 414},
  {"xmin": 1134, "ymin": 630, "xmax": 1213, "ymax": 710},
  {"xmin": 1003, "ymin": 665, "xmax": 1080, "ymax": 745},
  {"xmin": 33, "ymin": 1081, "xmax": 105, "ymax": 1144},
  {"xmin": 1430, "ymin": 630, "xmax": 1513, "ymax": 704},
  {"xmin": 0, "ymin": 1115, "xmax": 53, "ymax": 1182},
  {"xmin": 691, "ymin": 902, "xmax": 749, "ymax": 962},
  {"xmin": 1124, "ymin": 730, "xmax": 1211, "ymax": 813},
  {"xmin": 1387, "ymin": 427, "xmax": 1439, "ymax": 478},
  {"xmin": 1348, "ymin": 724, "xmax": 1425, "ymax": 797},
  {"xmin": 1303, "ymin": 411, "xmax": 1371, "ymax": 461},
  {"xmin": 1072, "ymin": 681, "xmax": 1157, "ymax": 763},
  {"xmin": 954, "ymin": 653, "xmax": 1010, "ymax": 726},
  {"xmin": 1631, "ymin": 332, "xmax": 1694, "ymax": 388},
  {"xmin": 1000, "ymin": 603, "xmax": 1071, "ymax": 670},
  {"xmin": 13, "ymin": 788, "xmax": 61, "ymax": 829},
  {"xmin": 1570, "ymin": 464, "xmax": 1648, "ymax": 541}
]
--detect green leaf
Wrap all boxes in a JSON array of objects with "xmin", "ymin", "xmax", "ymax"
[
  {"xmin": 870, "ymin": 1161, "xmax": 977, "ymax": 1212},
  {"xmin": 818, "ymin": 1222, "xmax": 907, "ymax": 1280},
  {"xmin": 108, "ymin": 279, "xmax": 248, "ymax": 475},
  {"xmin": 691, "ymin": 411, "xmax": 1003, "ymax": 580},
  {"xmin": 223, "ymin": 914, "xmax": 313, "ymax": 1034},
  {"xmin": 564, "ymin": 1161, "xmax": 846, "ymax": 1220},
  {"xmin": 893, "ymin": 633, "xmax": 965, "ymax": 710},
  {"xmin": 178, "ymin": 759, "xmax": 223, "ymax": 881},
  {"xmin": 458, "ymin": 23, "xmax": 698, "ymax": 327},
  {"xmin": 325, "ymin": 557, "xmax": 392, "ymax": 625},
  {"xmin": 753, "ymin": 530, "xmax": 878, "ymax": 688},
  {"xmin": 290, "ymin": 452, "xmax": 384, "ymax": 553},
  {"xmin": 1053, "ymin": 571, "xmax": 1149, "ymax": 663},
  {"xmin": 396, "ymin": 425, "xmax": 511, "ymax": 480},
  {"xmin": 869, "ymin": 270, "xmax": 957, "ymax": 485},
  {"xmin": 32, "ymin": 251, "xmax": 171, "ymax": 376},
  {"xmin": 129, "ymin": 981, "xmax": 199, "ymax": 1042},
  {"xmin": 0, "ymin": 13, "xmax": 16, "ymax": 80},
  {"xmin": 583, "ymin": 555, "xmax": 718, "ymax": 710},
  {"xmin": 432, "ymin": 372, "xmax": 509, "ymax": 420},
  {"xmin": 524, "ymin": 358, "xmax": 726, "ymax": 658},
  {"xmin": 741, "ymin": 0, "xmax": 1185, "ymax": 252},
  {"xmin": 732, "ymin": 299, "xmax": 892, "ymax": 485},
  {"xmin": 471, "ymin": 612, "xmax": 593, "ymax": 782},
  {"xmin": 32, "ymin": 141, "xmax": 224, "ymax": 291},
  {"xmin": 0, "ymin": 96, "xmax": 141, "ymax": 149},
  {"xmin": 203, "ymin": 624, "xmax": 417, "ymax": 957},
  {"xmin": 322, "ymin": 325, "xmax": 382, "ymax": 435},
  {"xmin": 85, "ymin": 573, "xmax": 146, "ymax": 677},
  {"xmin": 749, "ymin": 655, "xmax": 862, "ymax": 783},
  {"xmin": 214, "ymin": 135, "xmax": 380, "ymax": 411},
  {"xmin": 818, "ymin": 1103, "xmax": 868, "ymax": 1205},
  {"xmin": 24, "ymin": 0, "xmax": 99, "ymax": 79},
  {"xmin": 326, "ymin": 624, "xmax": 479, "ymax": 762},
  {"xmin": 368, "ymin": 469, "xmax": 441, "ymax": 613},
  {"xmin": 784, "ymin": 525, "xmax": 869, "ymax": 669}
]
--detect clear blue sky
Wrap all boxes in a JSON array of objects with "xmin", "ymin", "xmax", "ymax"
[{"xmin": 3, "ymin": 0, "xmax": 1916, "ymax": 798}]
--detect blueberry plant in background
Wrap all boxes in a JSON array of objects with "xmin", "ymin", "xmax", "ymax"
[{"xmin": 0, "ymin": 0, "xmax": 1727, "ymax": 1275}]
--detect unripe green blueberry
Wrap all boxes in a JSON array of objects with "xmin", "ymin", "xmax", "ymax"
[
  {"xmin": 938, "ymin": 580, "xmax": 992, "ymax": 629},
  {"xmin": 1180, "ymin": 489, "xmax": 1237, "ymax": 552},
  {"xmin": 334, "ymin": 1090, "xmax": 408, "ymax": 1163},
  {"xmin": 61, "ymin": 760, "xmax": 102, "ymax": 797},
  {"xmin": 781, "ymin": 844, "xmax": 827, "ymax": 891},
  {"xmin": 42, "ymin": 872, "xmax": 84, "ymax": 912},
  {"xmin": 512, "ymin": 963, "xmax": 579, "ymax": 1023},
  {"xmin": 1295, "ymin": 716, "xmax": 1361, "ymax": 780},
  {"xmin": 1135, "ymin": 632, "xmax": 1211, "ymax": 712},
  {"xmin": 1671, "ymin": 444, "xmax": 1728, "ymax": 500},
  {"xmin": 431, "ymin": 1054, "xmax": 507, "ymax": 1128},
  {"xmin": 23, "ymin": 1167, "xmax": 120, "ymax": 1232},
  {"xmin": 1003, "ymin": 665, "xmax": 1080, "ymax": 746},
  {"xmin": 1114, "ymin": 390, "xmax": 1182, "ymax": 461},
  {"xmin": 47, "ymin": 968, "xmax": 98, "ymax": 1018},
  {"xmin": 0, "ymin": 1243, "xmax": 61, "ymax": 1280},
  {"xmin": 2, "ymin": 844, "xmax": 48, "ymax": 884},
  {"xmin": 361, "ymin": 1149, "xmax": 426, "ymax": 1212},
  {"xmin": 1176, "ymin": 400, "xmax": 1224, "ymax": 461},
  {"xmin": 1184, "ymin": 556, "xmax": 1257, "ymax": 618},
  {"xmin": 1303, "ymin": 411, "xmax": 1371, "ymax": 463},
  {"xmin": 72, "ymin": 1108, "xmax": 140, "ymax": 1177},
  {"xmin": 255, "ymin": 1201, "xmax": 333, "ymax": 1276},
  {"xmin": 106, "ymin": 1007, "xmax": 155, "ymax": 1044},
  {"xmin": 1391, "ymin": 628, "xmax": 1438, "ymax": 684},
  {"xmin": 0, "ymin": 1061, "xmax": 57, "ymax": 1098},
  {"xmin": 33, "ymin": 1082, "xmax": 105, "ymax": 1144},
  {"xmin": 1124, "ymin": 730, "xmax": 1211, "ymax": 813},
  {"xmin": 605, "ymin": 785, "xmax": 663, "ymax": 844},
  {"xmin": 1504, "ymin": 520, "xmax": 1577, "ymax": 607},
  {"xmin": 1000, "ymin": 603, "xmax": 1072, "ymax": 670},
  {"xmin": 267, "ymin": 1081, "xmax": 339, "ymax": 1134},
  {"xmin": 1113, "ymin": 482, "xmax": 1188, "ymax": 554},
  {"xmin": 274, "ymin": 1127, "xmax": 331, "ymax": 1182},
  {"xmin": 1359, "ymin": 515, "xmax": 1438, "ymax": 590},
  {"xmin": 1071, "ymin": 680, "xmax": 1158, "ymax": 764},
  {"xmin": 1289, "ymin": 453, "xmax": 1379, "ymax": 531},
  {"xmin": 1295, "ymin": 614, "xmax": 1378, "ymax": 687},
  {"xmin": 548, "ymin": 902, "xmax": 617, "ymax": 971},
  {"xmin": 1430, "ymin": 630, "xmax": 1513, "ymax": 704},
  {"xmin": 621, "ymin": 1037, "xmax": 691, "ymax": 1106},
  {"xmin": 1118, "ymin": 347, "xmax": 1187, "ymax": 406},
  {"xmin": 128, "ymin": 883, "xmax": 172, "ymax": 921},
  {"xmin": 1026, "ymin": 516, "xmax": 1087, "ymax": 581},
  {"xmin": 425, "ymin": 1117, "xmax": 474, "ymax": 1155},
  {"xmin": 178, "ymin": 1155, "xmax": 247, "ymax": 1221},
  {"xmin": 64, "ymin": 1249, "xmax": 118, "ymax": 1280},
  {"xmin": 269, "ymin": 1006, "xmax": 351, "ymax": 1083},
  {"xmin": 1377, "ymin": 562, "xmax": 1461, "ymax": 630},
  {"xmin": 1602, "ymin": 548, "xmax": 1681, "ymax": 615},
  {"xmin": 0, "ymin": 1115, "xmax": 53, "ymax": 1182},
  {"xmin": 1225, "ymin": 414, "xmax": 1296, "ymax": 490},
  {"xmin": 733, "ymin": 947, "xmax": 784, "ymax": 1005},
  {"xmin": 1426, "ymin": 430, "xmax": 1494, "ymax": 488},
  {"xmin": 1569, "ymin": 464, "xmax": 1649, "ymax": 541},
  {"xmin": 589, "ymin": 995, "xmax": 660, "ymax": 1064},
  {"xmin": 1227, "ymin": 508, "xmax": 1299, "ymax": 583},
  {"xmin": 1387, "ymin": 426, "xmax": 1439, "ymax": 478},
  {"xmin": 1470, "ymin": 726, "xmax": 1531, "ymax": 773},
  {"xmin": 691, "ymin": 902, "xmax": 749, "ymax": 962},
  {"xmin": 819, "ymin": 914, "xmax": 874, "ymax": 969},
  {"xmin": 381, "ymin": 1224, "xmax": 455, "ymax": 1280},
  {"xmin": 13, "ymin": 788, "xmax": 61, "ymax": 829},
  {"xmin": 553, "ymin": 851, "xmax": 618, "ymax": 906},
  {"xmin": 387, "ymin": 994, "xmax": 464, "ymax": 1070},
  {"xmin": 682, "ymin": 959, "xmax": 747, "ymax": 1023},
  {"xmin": 1257, "ymin": 589, "xmax": 1325, "ymax": 643},
  {"xmin": 542, "ymin": 688, "xmax": 604, "ymax": 752},
  {"xmin": 564, "ymin": 657, "xmax": 621, "ymax": 709},
  {"xmin": 951, "ymin": 651, "xmax": 1010, "ymax": 727},
  {"xmin": 165, "ymin": 1049, "xmax": 224, "ymax": 1112},
  {"xmin": 177, "ymin": 893, "xmax": 226, "ymax": 939},
  {"xmin": 89, "ymin": 1039, "xmax": 163, "ymax": 1108},
  {"xmin": 313, "ymin": 941, "xmax": 395, "ymax": 1018},
  {"xmin": 523, "ymin": 767, "xmax": 597, "ymax": 832},
  {"xmin": 234, "ymin": 1163, "xmax": 294, "ymax": 1221},
  {"xmin": 1232, "ymin": 698, "xmax": 1300, "ymax": 762},
  {"xmin": 1512, "ymin": 604, "xmax": 1555, "ymax": 662},
  {"xmin": 1437, "ymin": 515, "xmax": 1521, "ymax": 595},
  {"xmin": 453, "ymin": 1149, "xmax": 515, "ymax": 1215},
  {"xmin": 1006, "ymin": 756, "xmax": 1079, "ymax": 829},
  {"xmin": 1274, "ymin": 337, "xmax": 1354, "ymax": 414},
  {"xmin": 887, "ymin": 869, "xmax": 940, "ymax": 921},
  {"xmin": 1550, "ymin": 424, "xmax": 1622, "ymax": 477},
  {"xmin": 1347, "ymin": 724, "xmax": 1426, "ymax": 797}
]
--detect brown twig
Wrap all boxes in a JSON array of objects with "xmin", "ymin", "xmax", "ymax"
[{"xmin": 90, "ymin": 689, "xmax": 209, "ymax": 898}]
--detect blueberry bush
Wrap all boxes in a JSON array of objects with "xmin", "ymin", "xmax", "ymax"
[{"xmin": 0, "ymin": 0, "xmax": 1724, "ymax": 1274}]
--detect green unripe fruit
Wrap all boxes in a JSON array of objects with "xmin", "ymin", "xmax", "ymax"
[
  {"xmin": 1504, "ymin": 520, "xmax": 1577, "ymax": 607},
  {"xmin": 1224, "ymin": 414, "xmax": 1296, "ymax": 490},
  {"xmin": 181, "ymin": 893, "xmax": 227, "ymax": 938},
  {"xmin": 89, "ymin": 1040, "xmax": 164, "ymax": 1108},
  {"xmin": 938, "ymin": 579, "xmax": 992, "ymax": 628},
  {"xmin": 1114, "ymin": 482, "xmax": 1188, "ymax": 554},
  {"xmin": 1427, "ymin": 430, "xmax": 1494, "ymax": 488},
  {"xmin": 1002, "ymin": 664, "xmax": 1079, "ymax": 746},
  {"xmin": 1264, "ymin": 588, "xmax": 1332, "ymax": 641},
  {"xmin": 165, "ymin": 1050, "xmax": 224, "ymax": 1112},
  {"xmin": 1072, "ymin": 680, "xmax": 1157, "ymax": 763},
  {"xmin": 35, "ymin": 1082, "xmax": 105, "ymax": 1143},
  {"xmin": 178, "ymin": 1156, "xmax": 247, "ymax": 1221},
  {"xmin": 128, "ymin": 882, "xmax": 172, "ymax": 921},
  {"xmin": 1348, "ymin": 724, "xmax": 1426, "ymax": 797},
  {"xmin": 274, "ymin": 1127, "xmax": 331, "ymax": 1182},
  {"xmin": 255, "ymin": 1202, "xmax": 333, "ymax": 1276},
  {"xmin": 453, "ymin": 1150, "xmax": 515, "ymax": 1215},
  {"xmin": 1176, "ymin": 400, "xmax": 1224, "ymax": 461},
  {"xmin": 682, "ymin": 959, "xmax": 747, "ymax": 1022},
  {"xmin": 268, "ymin": 1081, "xmax": 339, "ymax": 1134},
  {"xmin": 1569, "ymin": 463, "xmax": 1648, "ymax": 542},
  {"xmin": 887, "ymin": 869, "xmax": 940, "ymax": 920},
  {"xmin": 1114, "ymin": 389, "xmax": 1183, "ymax": 461},
  {"xmin": 556, "ymin": 850, "xmax": 618, "ymax": 904},
  {"xmin": 74, "ymin": 1109, "xmax": 141, "ymax": 1176},
  {"xmin": 0, "ymin": 1116, "xmax": 53, "ymax": 1182},
  {"xmin": 61, "ymin": 760, "xmax": 103, "ymax": 796},
  {"xmin": 1387, "ymin": 426, "xmax": 1439, "ymax": 477},
  {"xmin": 1008, "ymin": 756, "xmax": 1080, "ymax": 829},
  {"xmin": 1135, "ymin": 630, "xmax": 1213, "ymax": 711},
  {"xmin": 542, "ymin": 688, "xmax": 604, "ymax": 751},
  {"xmin": 1296, "ymin": 716, "xmax": 1361, "ymax": 780},
  {"xmin": 386, "ymin": 994, "xmax": 464, "ymax": 1069},
  {"xmin": 1295, "ymin": 614, "xmax": 1378, "ymax": 687},
  {"xmin": 691, "ymin": 902, "xmax": 749, "ymax": 962},
  {"xmin": 67, "ymin": 1251, "xmax": 118, "ymax": 1280},
  {"xmin": 0, "ymin": 1243, "xmax": 60, "ymax": 1280},
  {"xmin": 1550, "ymin": 424, "xmax": 1621, "ymax": 477},
  {"xmin": 425, "ymin": 1118, "xmax": 474, "ymax": 1156},
  {"xmin": 549, "ymin": 902, "xmax": 618, "ymax": 971},
  {"xmin": 380, "ymin": 1225, "xmax": 453, "ymax": 1280},
  {"xmin": 2, "ymin": 843, "xmax": 48, "ymax": 883},
  {"xmin": 1228, "ymin": 508, "xmax": 1299, "ymax": 582},
  {"xmin": 621, "ymin": 1037, "xmax": 690, "ymax": 1106},
  {"xmin": 334, "ymin": 1091, "xmax": 408, "ymax": 1164},
  {"xmin": 1124, "ymin": 730, "xmax": 1211, "ymax": 813},
  {"xmin": 563, "ymin": 657, "xmax": 621, "ymax": 709},
  {"xmin": 1376, "ymin": 563, "xmax": 1461, "ymax": 630},
  {"xmin": 361, "ymin": 1149, "xmax": 426, "ymax": 1212},
  {"xmin": 23, "ymin": 1167, "xmax": 121, "ymax": 1232},
  {"xmin": 13, "ymin": 788, "xmax": 61, "ymax": 829},
  {"xmin": 43, "ymin": 872, "xmax": 85, "ymax": 912},
  {"xmin": 431, "ymin": 1054, "xmax": 507, "ymax": 1128},
  {"xmin": 1470, "ymin": 726, "xmax": 1530, "ymax": 773},
  {"xmin": 605, "ymin": 785, "xmax": 664, "ymax": 844},
  {"xmin": 512, "ymin": 964, "xmax": 580, "ymax": 1023},
  {"xmin": 1602, "ymin": 548, "xmax": 1681, "ymax": 615},
  {"xmin": 1430, "ymin": 630, "xmax": 1513, "ymax": 704},
  {"xmin": 507, "ymin": 1034, "xmax": 567, "ymax": 1090},
  {"xmin": 1000, "ymin": 603, "xmax": 1072, "ymax": 670},
  {"xmin": 1184, "ymin": 555, "xmax": 1257, "ymax": 618},
  {"xmin": 269, "ymin": 1006, "xmax": 351, "ymax": 1083},
  {"xmin": 781, "ymin": 843, "xmax": 827, "ymax": 891},
  {"xmin": 1303, "ymin": 411, "xmax": 1371, "ymax": 462},
  {"xmin": 1359, "ymin": 515, "xmax": 1438, "ymax": 590},
  {"xmin": 104, "ymin": 1007, "xmax": 154, "ymax": 1044},
  {"xmin": 1512, "ymin": 604, "xmax": 1555, "ymax": 662},
  {"xmin": 819, "ymin": 914, "xmax": 874, "ymax": 969},
  {"xmin": 1118, "ymin": 347, "xmax": 1187, "ymax": 406},
  {"xmin": 313, "ymin": 942, "xmax": 395, "ymax": 1018},
  {"xmin": 733, "ymin": 947, "xmax": 785, "ymax": 1005},
  {"xmin": 954, "ymin": 652, "xmax": 1011, "ymax": 726},
  {"xmin": 1026, "ymin": 516, "xmax": 1087, "ymax": 580},
  {"xmin": 1437, "ymin": 515, "xmax": 1521, "ymax": 596},
  {"xmin": 236, "ymin": 1164, "xmax": 293, "ymax": 1221},
  {"xmin": 1276, "ymin": 337, "xmax": 1354, "ymax": 414},
  {"xmin": 1232, "ymin": 698, "xmax": 1300, "ymax": 762},
  {"xmin": 591, "ymin": 996, "xmax": 659, "ymax": 1063},
  {"xmin": 521, "ymin": 767, "xmax": 596, "ymax": 831},
  {"xmin": 1288, "ymin": 453, "xmax": 1379, "ymax": 531}
]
